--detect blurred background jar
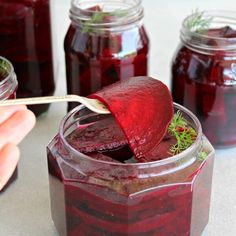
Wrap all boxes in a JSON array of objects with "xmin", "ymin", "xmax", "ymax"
[
  {"xmin": 171, "ymin": 10, "xmax": 236, "ymax": 148},
  {"xmin": 0, "ymin": 56, "xmax": 18, "ymax": 192},
  {"xmin": 0, "ymin": 0, "xmax": 56, "ymax": 116},
  {"xmin": 0, "ymin": 56, "xmax": 18, "ymax": 100},
  {"xmin": 64, "ymin": 0, "xmax": 149, "ymax": 111}
]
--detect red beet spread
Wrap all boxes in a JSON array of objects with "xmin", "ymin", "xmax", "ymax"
[
  {"xmin": 89, "ymin": 76, "xmax": 174, "ymax": 161},
  {"xmin": 67, "ymin": 116, "xmax": 127, "ymax": 154}
]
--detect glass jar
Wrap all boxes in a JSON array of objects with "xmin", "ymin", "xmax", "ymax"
[
  {"xmin": 0, "ymin": 0, "xmax": 55, "ymax": 116},
  {"xmin": 171, "ymin": 10, "xmax": 236, "ymax": 148},
  {"xmin": 0, "ymin": 56, "xmax": 18, "ymax": 100},
  {"xmin": 0, "ymin": 56, "xmax": 18, "ymax": 192},
  {"xmin": 47, "ymin": 104, "xmax": 214, "ymax": 236},
  {"xmin": 64, "ymin": 0, "xmax": 149, "ymax": 110}
]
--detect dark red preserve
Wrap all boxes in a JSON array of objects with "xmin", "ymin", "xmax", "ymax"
[
  {"xmin": 64, "ymin": 0, "xmax": 149, "ymax": 110},
  {"xmin": 89, "ymin": 76, "xmax": 174, "ymax": 161},
  {"xmin": 47, "ymin": 76, "xmax": 214, "ymax": 235},
  {"xmin": 47, "ymin": 105, "xmax": 214, "ymax": 236},
  {"xmin": 171, "ymin": 11, "xmax": 236, "ymax": 147},
  {"xmin": 0, "ymin": 0, "xmax": 55, "ymax": 116}
]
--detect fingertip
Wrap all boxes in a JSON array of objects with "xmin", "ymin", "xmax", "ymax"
[
  {"xmin": 5, "ymin": 143, "xmax": 21, "ymax": 159},
  {"xmin": 0, "ymin": 108, "xmax": 36, "ymax": 148},
  {"xmin": 0, "ymin": 144, "xmax": 20, "ymax": 191},
  {"xmin": 18, "ymin": 109, "xmax": 36, "ymax": 131},
  {"xmin": 1, "ymin": 104, "xmax": 27, "ymax": 111},
  {"xmin": 0, "ymin": 105, "xmax": 28, "ymax": 124},
  {"xmin": 15, "ymin": 105, "xmax": 28, "ymax": 110},
  {"xmin": 24, "ymin": 109, "xmax": 36, "ymax": 129}
]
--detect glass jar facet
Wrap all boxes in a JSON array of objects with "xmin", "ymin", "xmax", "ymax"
[
  {"xmin": 64, "ymin": 0, "xmax": 149, "ymax": 110},
  {"xmin": 171, "ymin": 11, "xmax": 236, "ymax": 147},
  {"xmin": 0, "ymin": 0, "xmax": 55, "ymax": 116},
  {"xmin": 47, "ymin": 104, "xmax": 214, "ymax": 236}
]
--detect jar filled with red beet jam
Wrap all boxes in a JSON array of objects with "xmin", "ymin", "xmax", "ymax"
[
  {"xmin": 0, "ymin": 0, "xmax": 55, "ymax": 116},
  {"xmin": 171, "ymin": 11, "xmax": 236, "ymax": 147},
  {"xmin": 47, "ymin": 104, "xmax": 214, "ymax": 236},
  {"xmin": 0, "ymin": 56, "xmax": 18, "ymax": 192},
  {"xmin": 64, "ymin": 0, "xmax": 149, "ymax": 110}
]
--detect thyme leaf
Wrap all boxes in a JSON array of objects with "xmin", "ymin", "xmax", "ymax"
[
  {"xmin": 186, "ymin": 9, "xmax": 213, "ymax": 33},
  {"xmin": 168, "ymin": 111, "xmax": 197, "ymax": 155}
]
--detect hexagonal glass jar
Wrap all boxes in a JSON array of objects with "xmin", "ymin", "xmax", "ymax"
[{"xmin": 47, "ymin": 104, "xmax": 214, "ymax": 236}]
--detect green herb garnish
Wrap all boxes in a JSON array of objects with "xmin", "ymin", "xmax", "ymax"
[
  {"xmin": 0, "ymin": 58, "xmax": 10, "ymax": 79},
  {"xmin": 186, "ymin": 9, "xmax": 213, "ymax": 33},
  {"xmin": 82, "ymin": 12, "xmax": 105, "ymax": 33},
  {"xmin": 82, "ymin": 9, "xmax": 128, "ymax": 34},
  {"xmin": 197, "ymin": 151, "xmax": 208, "ymax": 161},
  {"xmin": 168, "ymin": 111, "xmax": 197, "ymax": 155}
]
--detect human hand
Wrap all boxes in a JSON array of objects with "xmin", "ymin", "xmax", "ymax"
[{"xmin": 0, "ymin": 105, "xmax": 36, "ymax": 191}]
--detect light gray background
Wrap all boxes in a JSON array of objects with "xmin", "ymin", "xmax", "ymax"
[{"xmin": 1, "ymin": 0, "xmax": 236, "ymax": 235}]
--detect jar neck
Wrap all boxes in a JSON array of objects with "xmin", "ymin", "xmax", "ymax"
[
  {"xmin": 180, "ymin": 10, "xmax": 236, "ymax": 55},
  {"xmin": 57, "ymin": 103, "xmax": 204, "ymax": 179},
  {"xmin": 69, "ymin": 0, "xmax": 144, "ymax": 33},
  {"xmin": 0, "ymin": 57, "xmax": 17, "ymax": 100}
]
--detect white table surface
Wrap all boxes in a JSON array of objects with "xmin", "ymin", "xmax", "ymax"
[{"xmin": 1, "ymin": 0, "xmax": 236, "ymax": 235}]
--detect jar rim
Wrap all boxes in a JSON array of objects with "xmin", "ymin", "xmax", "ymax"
[
  {"xmin": 71, "ymin": 0, "xmax": 142, "ymax": 12},
  {"xmin": 181, "ymin": 10, "xmax": 236, "ymax": 53},
  {"xmin": 58, "ymin": 103, "xmax": 203, "ymax": 167},
  {"xmin": 69, "ymin": 0, "xmax": 144, "ymax": 31}
]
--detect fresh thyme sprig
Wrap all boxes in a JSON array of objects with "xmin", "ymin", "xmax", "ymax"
[
  {"xmin": 82, "ymin": 9, "xmax": 128, "ymax": 33},
  {"xmin": 186, "ymin": 9, "xmax": 213, "ymax": 33},
  {"xmin": 168, "ymin": 111, "xmax": 197, "ymax": 155}
]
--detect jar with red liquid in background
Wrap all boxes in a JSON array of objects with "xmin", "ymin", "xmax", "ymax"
[
  {"xmin": 0, "ymin": 56, "xmax": 18, "ymax": 192},
  {"xmin": 64, "ymin": 0, "xmax": 149, "ymax": 111},
  {"xmin": 47, "ymin": 104, "xmax": 214, "ymax": 236},
  {"xmin": 171, "ymin": 11, "xmax": 236, "ymax": 148},
  {"xmin": 0, "ymin": 0, "xmax": 55, "ymax": 116}
]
